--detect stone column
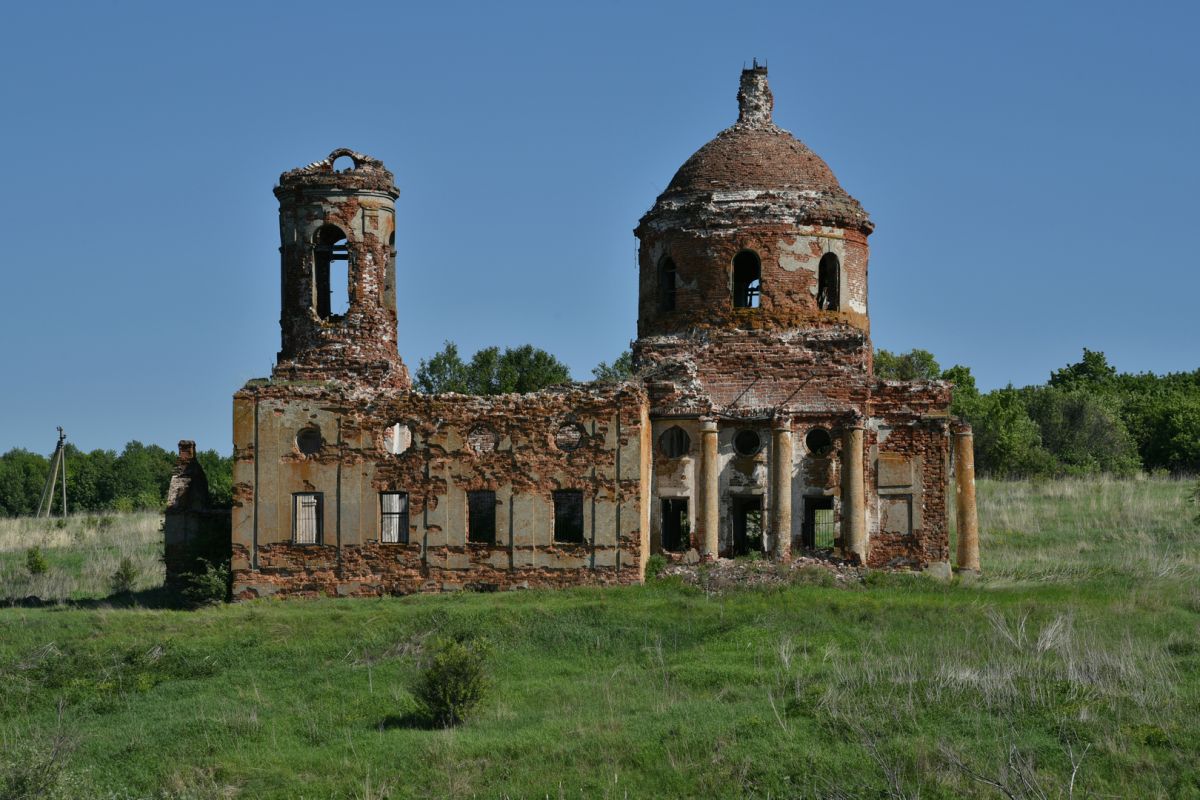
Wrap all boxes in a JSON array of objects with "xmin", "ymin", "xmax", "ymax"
[
  {"xmin": 954, "ymin": 425, "xmax": 981, "ymax": 572},
  {"xmin": 841, "ymin": 423, "xmax": 866, "ymax": 564},
  {"xmin": 770, "ymin": 419, "xmax": 793, "ymax": 561},
  {"xmin": 699, "ymin": 419, "xmax": 720, "ymax": 560}
]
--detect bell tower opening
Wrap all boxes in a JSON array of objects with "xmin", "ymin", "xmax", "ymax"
[
  {"xmin": 313, "ymin": 224, "xmax": 349, "ymax": 319},
  {"xmin": 818, "ymin": 253, "xmax": 840, "ymax": 311},
  {"xmin": 733, "ymin": 250, "xmax": 761, "ymax": 308}
]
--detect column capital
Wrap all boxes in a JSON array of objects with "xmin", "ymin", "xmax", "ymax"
[{"xmin": 700, "ymin": 418, "xmax": 719, "ymax": 434}]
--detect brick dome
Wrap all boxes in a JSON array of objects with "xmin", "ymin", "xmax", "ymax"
[{"xmin": 642, "ymin": 67, "xmax": 873, "ymax": 235}]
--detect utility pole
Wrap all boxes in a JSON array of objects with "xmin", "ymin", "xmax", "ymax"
[{"xmin": 36, "ymin": 427, "xmax": 68, "ymax": 519}]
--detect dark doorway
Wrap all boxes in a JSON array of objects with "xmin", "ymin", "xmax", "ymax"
[
  {"xmin": 661, "ymin": 498, "xmax": 688, "ymax": 552},
  {"xmin": 731, "ymin": 496, "xmax": 763, "ymax": 556},
  {"xmin": 802, "ymin": 496, "xmax": 836, "ymax": 550}
]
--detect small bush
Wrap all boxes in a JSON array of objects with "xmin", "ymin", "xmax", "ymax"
[
  {"xmin": 413, "ymin": 636, "xmax": 491, "ymax": 727},
  {"xmin": 97, "ymin": 516, "xmax": 114, "ymax": 530},
  {"xmin": 645, "ymin": 554, "xmax": 667, "ymax": 580},
  {"xmin": 25, "ymin": 546, "xmax": 49, "ymax": 576},
  {"xmin": 110, "ymin": 557, "xmax": 138, "ymax": 595},
  {"xmin": 0, "ymin": 728, "xmax": 82, "ymax": 800},
  {"xmin": 181, "ymin": 561, "xmax": 230, "ymax": 607}
]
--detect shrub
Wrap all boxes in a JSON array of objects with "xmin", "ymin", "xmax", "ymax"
[
  {"xmin": 0, "ymin": 728, "xmax": 82, "ymax": 800},
  {"xmin": 181, "ymin": 561, "xmax": 230, "ymax": 607},
  {"xmin": 110, "ymin": 557, "xmax": 138, "ymax": 595},
  {"xmin": 413, "ymin": 636, "xmax": 491, "ymax": 727},
  {"xmin": 644, "ymin": 554, "xmax": 667, "ymax": 580},
  {"xmin": 25, "ymin": 546, "xmax": 48, "ymax": 576}
]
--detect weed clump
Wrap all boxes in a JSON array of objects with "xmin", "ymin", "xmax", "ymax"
[
  {"xmin": 110, "ymin": 556, "xmax": 138, "ymax": 595},
  {"xmin": 24, "ymin": 546, "xmax": 48, "ymax": 576},
  {"xmin": 644, "ymin": 554, "xmax": 667, "ymax": 580},
  {"xmin": 0, "ymin": 726, "xmax": 83, "ymax": 800},
  {"xmin": 180, "ymin": 560, "xmax": 230, "ymax": 607},
  {"xmin": 413, "ymin": 636, "xmax": 491, "ymax": 727}
]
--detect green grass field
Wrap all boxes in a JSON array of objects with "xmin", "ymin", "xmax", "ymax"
[{"xmin": 1, "ymin": 477, "xmax": 1198, "ymax": 799}]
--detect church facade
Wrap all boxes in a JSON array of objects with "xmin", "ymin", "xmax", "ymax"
[{"xmin": 221, "ymin": 67, "xmax": 979, "ymax": 599}]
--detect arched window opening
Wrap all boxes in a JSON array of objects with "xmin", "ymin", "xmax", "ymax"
[
  {"xmin": 659, "ymin": 426, "xmax": 691, "ymax": 458},
  {"xmin": 818, "ymin": 253, "xmax": 840, "ymax": 311},
  {"xmin": 332, "ymin": 154, "xmax": 356, "ymax": 172},
  {"xmin": 313, "ymin": 224, "xmax": 350, "ymax": 318},
  {"xmin": 658, "ymin": 256, "xmax": 677, "ymax": 312},
  {"xmin": 733, "ymin": 250, "xmax": 761, "ymax": 308}
]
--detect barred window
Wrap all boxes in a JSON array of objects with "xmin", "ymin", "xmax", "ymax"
[
  {"xmin": 381, "ymin": 492, "xmax": 409, "ymax": 544},
  {"xmin": 293, "ymin": 493, "xmax": 322, "ymax": 544}
]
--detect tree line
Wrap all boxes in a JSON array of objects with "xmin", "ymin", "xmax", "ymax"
[
  {"xmin": 0, "ymin": 442, "xmax": 233, "ymax": 518},
  {"xmin": 877, "ymin": 347, "xmax": 1200, "ymax": 477},
  {"xmin": 3, "ymin": 343, "xmax": 1193, "ymax": 517}
]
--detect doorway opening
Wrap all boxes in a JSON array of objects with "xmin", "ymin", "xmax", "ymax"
[
  {"xmin": 661, "ymin": 498, "xmax": 688, "ymax": 553},
  {"xmin": 731, "ymin": 496, "xmax": 763, "ymax": 556},
  {"xmin": 802, "ymin": 496, "xmax": 836, "ymax": 550}
]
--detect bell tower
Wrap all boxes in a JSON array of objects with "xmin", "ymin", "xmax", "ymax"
[{"xmin": 272, "ymin": 148, "xmax": 410, "ymax": 388}]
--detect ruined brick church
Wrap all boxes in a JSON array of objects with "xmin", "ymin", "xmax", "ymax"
[{"xmin": 166, "ymin": 66, "xmax": 980, "ymax": 599}]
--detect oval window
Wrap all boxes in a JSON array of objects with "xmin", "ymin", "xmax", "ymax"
[
  {"xmin": 805, "ymin": 427, "xmax": 834, "ymax": 457},
  {"xmin": 556, "ymin": 423, "xmax": 585, "ymax": 451},
  {"xmin": 383, "ymin": 422, "xmax": 411, "ymax": 455},
  {"xmin": 467, "ymin": 424, "xmax": 497, "ymax": 454},
  {"xmin": 733, "ymin": 429, "xmax": 762, "ymax": 457},
  {"xmin": 296, "ymin": 426, "xmax": 323, "ymax": 455}
]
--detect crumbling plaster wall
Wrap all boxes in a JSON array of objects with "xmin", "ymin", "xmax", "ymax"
[{"xmin": 231, "ymin": 381, "xmax": 650, "ymax": 598}]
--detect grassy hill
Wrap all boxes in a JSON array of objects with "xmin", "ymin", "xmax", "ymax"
[{"xmin": 1, "ymin": 477, "xmax": 1198, "ymax": 799}]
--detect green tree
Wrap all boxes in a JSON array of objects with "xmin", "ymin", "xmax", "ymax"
[
  {"xmin": 196, "ymin": 450, "xmax": 234, "ymax": 508},
  {"xmin": 416, "ymin": 341, "xmax": 572, "ymax": 395},
  {"xmin": 111, "ymin": 441, "xmax": 175, "ymax": 510},
  {"xmin": 940, "ymin": 364, "xmax": 980, "ymax": 419},
  {"xmin": 65, "ymin": 446, "xmax": 118, "ymax": 512},
  {"xmin": 970, "ymin": 387, "xmax": 1055, "ymax": 477},
  {"xmin": 0, "ymin": 449, "xmax": 50, "ymax": 516},
  {"xmin": 875, "ymin": 348, "xmax": 942, "ymax": 381},
  {"xmin": 1022, "ymin": 386, "xmax": 1140, "ymax": 476},
  {"xmin": 1049, "ymin": 348, "xmax": 1117, "ymax": 389},
  {"xmin": 415, "ymin": 341, "xmax": 470, "ymax": 394},
  {"xmin": 591, "ymin": 350, "xmax": 634, "ymax": 383}
]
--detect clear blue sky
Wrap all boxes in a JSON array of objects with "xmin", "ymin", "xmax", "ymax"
[{"xmin": 1, "ymin": 0, "xmax": 1196, "ymax": 455}]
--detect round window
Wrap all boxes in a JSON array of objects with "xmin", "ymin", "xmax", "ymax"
[
  {"xmin": 296, "ymin": 426, "xmax": 323, "ymax": 455},
  {"xmin": 467, "ymin": 425, "xmax": 497, "ymax": 454},
  {"xmin": 658, "ymin": 426, "xmax": 691, "ymax": 458},
  {"xmin": 383, "ymin": 422, "xmax": 411, "ymax": 455},
  {"xmin": 733, "ymin": 429, "xmax": 762, "ymax": 457},
  {"xmin": 806, "ymin": 427, "xmax": 834, "ymax": 456},
  {"xmin": 556, "ymin": 423, "xmax": 585, "ymax": 451}
]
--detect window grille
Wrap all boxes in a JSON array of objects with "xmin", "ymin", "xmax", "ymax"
[
  {"xmin": 381, "ymin": 492, "xmax": 409, "ymax": 544},
  {"xmin": 293, "ymin": 493, "xmax": 322, "ymax": 544}
]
